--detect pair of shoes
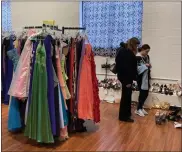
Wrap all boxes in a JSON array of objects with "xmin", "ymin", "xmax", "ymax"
[
  {"xmin": 119, "ymin": 118, "xmax": 134, "ymax": 123},
  {"xmin": 135, "ymin": 109, "xmax": 148, "ymax": 117},
  {"xmin": 174, "ymin": 122, "xmax": 182, "ymax": 128},
  {"xmin": 155, "ymin": 110, "xmax": 167, "ymax": 125},
  {"xmin": 155, "ymin": 110, "xmax": 161, "ymax": 125}
]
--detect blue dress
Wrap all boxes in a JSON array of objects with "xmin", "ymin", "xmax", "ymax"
[
  {"xmin": 7, "ymin": 48, "xmax": 22, "ymax": 131},
  {"xmin": 3, "ymin": 38, "xmax": 14, "ymax": 104},
  {"xmin": 58, "ymin": 85, "xmax": 68, "ymax": 127}
]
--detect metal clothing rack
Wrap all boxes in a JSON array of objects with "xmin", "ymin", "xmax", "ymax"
[
  {"xmin": 24, "ymin": 24, "xmax": 62, "ymax": 31},
  {"xmin": 24, "ymin": 25, "xmax": 43, "ymax": 29},
  {"xmin": 62, "ymin": 26, "xmax": 86, "ymax": 34}
]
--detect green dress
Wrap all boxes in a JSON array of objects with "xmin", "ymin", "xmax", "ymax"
[{"xmin": 24, "ymin": 43, "xmax": 54, "ymax": 143}]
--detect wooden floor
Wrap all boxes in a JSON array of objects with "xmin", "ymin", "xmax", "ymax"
[{"xmin": 2, "ymin": 102, "xmax": 182, "ymax": 151}]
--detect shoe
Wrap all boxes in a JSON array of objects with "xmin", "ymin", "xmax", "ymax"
[
  {"xmin": 161, "ymin": 111, "xmax": 167, "ymax": 122},
  {"xmin": 155, "ymin": 110, "xmax": 162, "ymax": 125},
  {"xmin": 142, "ymin": 109, "xmax": 148, "ymax": 115},
  {"xmin": 135, "ymin": 109, "xmax": 145, "ymax": 117},
  {"xmin": 119, "ymin": 118, "xmax": 134, "ymax": 123}
]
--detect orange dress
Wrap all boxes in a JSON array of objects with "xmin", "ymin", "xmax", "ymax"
[
  {"xmin": 56, "ymin": 46, "xmax": 71, "ymax": 101},
  {"xmin": 78, "ymin": 43, "xmax": 94, "ymax": 120}
]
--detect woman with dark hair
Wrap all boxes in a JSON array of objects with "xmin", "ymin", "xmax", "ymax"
[
  {"xmin": 135, "ymin": 44, "xmax": 151, "ymax": 117},
  {"xmin": 115, "ymin": 37, "xmax": 140, "ymax": 122}
]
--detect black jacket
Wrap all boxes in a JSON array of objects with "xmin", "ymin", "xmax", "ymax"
[{"xmin": 115, "ymin": 47, "xmax": 137, "ymax": 84}]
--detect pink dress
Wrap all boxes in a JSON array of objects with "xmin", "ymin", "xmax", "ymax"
[
  {"xmin": 78, "ymin": 44, "xmax": 94, "ymax": 120},
  {"xmin": 8, "ymin": 39, "xmax": 32, "ymax": 98}
]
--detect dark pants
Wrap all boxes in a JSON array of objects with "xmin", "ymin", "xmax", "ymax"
[
  {"xmin": 119, "ymin": 83, "xmax": 132, "ymax": 120},
  {"xmin": 137, "ymin": 90, "xmax": 149, "ymax": 110}
]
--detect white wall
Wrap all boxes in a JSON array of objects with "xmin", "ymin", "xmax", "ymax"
[
  {"xmin": 11, "ymin": 2, "xmax": 181, "ymax": 82},
  {"xmin": 142, "ymin": 2, "xmax": 181, "ymax": 81},
  {"xmin": 11, "ymin": 2, "xmax": 79, "ymax": 29},
  {"xmin": 95, "ymin": 2, "xmax": 181, "ymax": 83}
]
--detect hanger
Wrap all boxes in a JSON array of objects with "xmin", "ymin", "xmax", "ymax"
[{"xmin": 28, "ymin": 26, "xmax": 48, "ymax": 40}]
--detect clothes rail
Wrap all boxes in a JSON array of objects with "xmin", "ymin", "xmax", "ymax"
[
  {"xmin": 24, "ymin": 24, "xmax": 62, "ymax": 31},
  {"xmin": 62, "ymin": 26, "xmax": 86, "ymax": 34},
  {"xmin": 42, "ymin": 24, "xmax": 62, "ymax": 31},
  {"xmin": 24, "ymin": 26, "xmax": 42, "ymax": 29}
]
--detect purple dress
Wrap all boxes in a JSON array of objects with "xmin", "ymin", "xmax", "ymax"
[{"xmin": 44, "ymin": 35, "xmax": 56, "ymax": 136}]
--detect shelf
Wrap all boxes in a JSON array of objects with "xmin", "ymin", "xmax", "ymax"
[{"xmin": 99, "ymin": 87, "xmax": 182, "ymax": 107}]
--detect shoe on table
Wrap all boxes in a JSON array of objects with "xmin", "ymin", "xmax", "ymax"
[
  {"xmin": 142, "ymin": 109, "xmax": 148, "ymax": 115},
  {"xmin": 135, "ymin": 109, "xmax": 145, "ymax": 117}
]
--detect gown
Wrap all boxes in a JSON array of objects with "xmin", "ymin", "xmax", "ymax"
[
  {"xmin": 44, "ymin": 35, "xmax": 57, "ymax": 136},
  {"xmin": 58, "ymin": 85, "xmax": 69, "ymax": 140},
  {"xmin": 56, "ymin": 45, "xmax": 69, "ymax": 139},
  {"xmin": 24, "ymin": 43, "xmax": 54, "ymax": 143},
  {"xmin": 2, "ymin": 37, "xmax": 14, "ymax": 104},
  {"xmin": 56, "ymin": 46, "xmax": 71, "ymax": 100},
  {"xmin": 7, "ymin": 48, "xmax": 22, "ymax": 131},
  {"xmin": 25, "ymin": 41, "xmax": 39, "ymax": 125},
  {"xmin": 90, "ymin": 52, "xmax": 100, "ymax": 123},
  {"xmin": 61, "ymin": 54, "xmax": 71, "ymax": 100},
  {"xmin": 78, "ymin": 43, "xmax": 94, "ymax": 120},
  {"xmin": 8, "ymin": 39, "xmax": 32, "ymax": 99}
]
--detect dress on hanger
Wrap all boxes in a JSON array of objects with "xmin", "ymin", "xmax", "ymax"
[
  {"xmin": 7, "ymin": 48, "xmax": 19, "ymax": 71},
  {"xmin": 58, "ymin": 85, "xmax": 69, "ymax": 140},
  {"xmin": 2, "ymin": 38, "xmax": 14, "ymax": 104},
  {"xmin": 7, "ymin": 48, "xmax": 22, "ymax": 131},
  {"xmin": 44, "ymin": 35, "xmax": 57, "ymax": 136},
  {"xmin": 68, "ymin": 39, "xmax": 75, "ymax": 114},
  {"xmin": 90, "ymin": 52, "xmax": 100, "ymax": 123},
  {"xmin": 24, "ymin": 43, "xmax": 54, "ymax": 143},
  {"xmin": 61, "ymin": 54, "xmax": 71, "ymax": 100},
  {"xmin": 51, "ymin": 39, "xmax": 61, "ymax": 137},
  {"xmin": 56, "ymin": 46, "xmax": 71, "ymax": 100},
  {"xmin": 8, "ymin": 39, "xmax": 32, "ymax": 99},
  {"xmin": 78, "ymin": 43, "xmax": 94, "ymax": 120},
  {"xmin": 76, "ymin": 39, "xmax": 85, "ymax": 109},
  {"xmin": 25, "ymin": 41, "xmax": 39, "ymax": 125}
]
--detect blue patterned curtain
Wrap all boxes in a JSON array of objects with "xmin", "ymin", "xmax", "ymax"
[
  {"xmin": 81, "ymin": 1, "xmax": 143, "ymax": 57},
  {"xmin": 2, "ymin": 1, "xmax": 12, "ymax": 32}
]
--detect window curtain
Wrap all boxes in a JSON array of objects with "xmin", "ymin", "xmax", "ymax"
[
  {"xmin": 2, "ymin": 1, "xmax": 12, "ymax": 32},
  {"xmin": 81, "ymin": 1, "xmax": 143, "ymax": 57}
]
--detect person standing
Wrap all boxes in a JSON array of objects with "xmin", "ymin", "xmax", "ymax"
[
  {"xmin": 135, "ymin": 44, "xmax": 151, "ymax": 117},
  {"xmin": 115, "ymin": 37, "xmax": 140, "ymax": 122}
]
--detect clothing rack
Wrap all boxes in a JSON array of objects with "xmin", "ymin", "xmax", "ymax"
[
  {"xmin": 24, "ymin": 24, "xmax": 62, "ymax": 31},
  {"xmin": 24, "ymin": 26, "xmax": 42, "ymax": 29},
  {"xmin": 62, "ymin": 26, "xmax": 86, "ymax": 34}
]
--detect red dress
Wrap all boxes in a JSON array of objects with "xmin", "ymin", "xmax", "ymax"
[
  {"xmin": 90, "ymin": 52, "xmax": 100, "ymax": 123},
  {"xmin": 78, "ymin": 44, "xmax": 94, "ymax": 120}
]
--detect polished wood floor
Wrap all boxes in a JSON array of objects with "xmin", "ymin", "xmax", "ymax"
[{"xmin": 2, "ymin": 102, "xmax": 182, "ymax": 151}]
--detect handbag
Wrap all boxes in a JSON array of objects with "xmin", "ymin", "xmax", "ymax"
[
  {"xmin": 110, "ymin": 49, "xmax": 120, "ymax": 74},
  {"xmin": 110, "ymin": 63, "xmax": 117, "ymax": 74}
]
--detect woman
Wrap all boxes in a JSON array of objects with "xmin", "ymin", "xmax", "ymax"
[
  {"xmin": 135, "ymin": 44, "xmax": 151, "ymax": 117},
  {"xmin": 115, "ymin": 37, "xmax": 140, "ymax": 122}
]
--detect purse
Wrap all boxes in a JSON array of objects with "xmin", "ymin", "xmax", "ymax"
[
  {"xmin": 110, "ymin": 63, "xmax": 117, "ymax": 74},
  {"xmin": 110, "ymin": 49, "xmax": 120, "ymax": 74}
]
